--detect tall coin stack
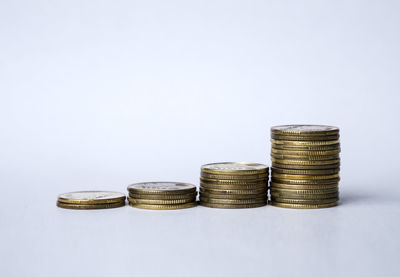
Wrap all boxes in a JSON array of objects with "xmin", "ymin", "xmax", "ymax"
[
  {"xmin": 127, "ymin": 182, "xmax": 197, "ymax": 210},
  {"xmin": 270, "ymin": 125, "xmax": 340, "ymax": 209},
  {"xmin": 199, "ymin": 162, "xmax": 268, "ymax": 209}
]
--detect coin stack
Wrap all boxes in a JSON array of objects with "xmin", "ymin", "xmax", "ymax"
[
  {"xmin": 199, "ymin": 162, "xmax": 268, "ymax": 209},
  {"xmin": 57, "ymin": 191, "xmax": 126, "ymax": 209},
  {"xmin": 270, "ymin": 125, "xmax": 340, "ymax": 209},
  {"xmin": 127, "ymin": 182, "xmax": 197, "ymax": 210}
]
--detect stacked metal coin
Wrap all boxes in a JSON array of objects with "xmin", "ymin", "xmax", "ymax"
[
  {"xmin": 57, "ymin": 191, "xmax": 126, "ymax": 209},
  {"xmin": 270, "ymin": 125, "xmax": 340, "ymax": 209},
  {"xmin": 127, "ymin": 182, "xmax": 197, "ymax": 210},
  {"xmin": 199, "ymin": 162, "xmax": 268, "ymax": 209}
]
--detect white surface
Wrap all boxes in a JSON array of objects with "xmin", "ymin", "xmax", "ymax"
[{"xmin": 1, "ymin": 0, "xmax": 400, "ymax": 276}]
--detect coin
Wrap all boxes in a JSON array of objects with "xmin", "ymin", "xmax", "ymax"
[
  {"xmin": 270, "ymin": 182, "xmax": 339, "ymax": 190},
  {"xmin": 271, "ymin": 173, "xmax": 339, "ymax": 180},
  {"xmin": 201, "ymin": 172, "xmax": 268, "ymax": 180},
  {"xmin": 200, "ymin": 177, "xmax": 267, "ymax": 185},
  {"xmin": 129, "ymin": 202, "xmax": 197, "ymax": 210},
  {"xmin": 271, "ymin": 125, "xmax": 339, "ymax": 136},
  {"xmin": 272, "ymin": 162, "xmax": 340, "ymax": 170},
  {"xmin": 57, "ymin": 191, "xmax": 126, "ymax": 205},
  {"xmin": 271, "ymin": 177, "xmax": 339, "ymax": 185},
  {"xmin": 271, "ymin": 197, "xmax": 339, "ymax": 204},
  {"xmin": 272, "ymin": 167, "xmax": 340, "ymax": 175},
  {"xmin": 271, "ymin": 191, "xmax": 339, "ymax": 200},
  {"xmin": 200, "ymin": 202, "xmax": 267, "ymax": 209},
  {"xmin": 199, "ymin": 187, "xmax": 267, "ymax": 195},
  {"xmin": 57, "ymin": 201, "xmax": 125, "ymax": 209},
  {"xmin": 271, "ymin": 153, "xmax": 340, "ymax": 161},
  {"xmin": 200, "ymin": 182, "xmax": 267, "ymax": 191},
  {"xmin": 127, "ymin": 182, "xmax": 196, "ymax": 195},
  {"xmin": 128, "ymin": 192, "xmax": 197, "ymax": 200},
  {"xmin": 270, "ymin": 201, "xmax": 338, "ymax": 209},
  {"xmin": 271, "ymin": 134, "xmax": 339, "ymax": 141},
  {"xmin": 128, "ymin": 197, "xmax": 195, "ymax": 205},
  {"xmin": 271, "ymin": 148, "xmax": 341, "ymax": 156},
  {"xmin": 200, "ymin": 191, "xmax": 266, "ymax": 200},
  {"xmin": 270, "ymin": 187, "xmax": 338, "ymax": 195},
  {"xmin": 271, "ymin": 157, "xmax": 340, "ymax": 165},
  {"xmin": 200, "ymin": 197, "xmax": 267, "ymax": 205},
  {"xmin": 271, "ymin": 139, "xmax": 340, "ymax": 146},
  {"xmin": 271, "ymin": 143, "xmax": 341, "ymax": 151},
  {"xmin": 201, "ymin": 162, "xmax": 268, "ymax": 175}
]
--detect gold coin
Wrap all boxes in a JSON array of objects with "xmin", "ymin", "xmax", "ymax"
[
  {"xmin": 200, "ymin": 202, "xmax": 267, "ymax": 209},
  {"xmin": 200, "ymin": 182, "xmax": 267, "ymax": 191},
  {"xmin": 271, "ymin": 125, "xmax": 339, "ymax": 136},
  {"xmin": 271, "ymin": 143, "xmax": 341, "ymax": 151},
  {"xmin": 271, "ymin": 153, "xmax": 340, "ymax": 161},
  {"xmin": 271, "ymin": 167, "xmax": 340, "ymax": 175},
  {"xmin": 271, "ymin": 197, "xmax": 339, "ymax": 204},
  {"xmin": 200, "ymin": 187, "xmax": 267, "ymax": 195},
  {"xmin": 270, "ymin": 182, "xmax": 339, "ymax": 190},
  {"xmin": 271, "ymin": 157, "xmax": 340, "ymax": 165},
  {"xmin": 201, "ymin": 162, "xmax": 268, "ymax": 175},
  {"xmin": 200, "ymin": 196, "xmax": 267, "ymax": 205},
  {"xmin": 271, "ymin": 177, "xmax": 339, "ymax": 185},
  {"xmin": 128, "ymin": 192, "xmax": 197, "ymax": 200},
  {"xmin": 271, "ymin": 148, "xmax": 340, "ymax": 156},
  {"xmin": 271, "ymin": 139, "xmax": 340, "ymax": 146},
  {"xmin": 201, "ymin": 172, "xmax": 268, "ymax": 180},
  {"xmin": 272, "ymin": 162, "xmax": 340, "ymax": 170},
  {"xmin": 129, "ymin": 202, "xmax": 197, "ymax": 210},
  {"xmin": 200, "ymin": 191, "xmax": 266, "ymax": 200},
  {"xmin": 270, "ymin": 187, "xmax": 338, "ymax": 195},
  {"xmin": 56, "ymin": 201, "xmax": 125, "ymax": 209},
  {"xmin": 57, "ymin": 191, "xmax": 126, "ymax": 205},
  {"xmin": 200, "ymin": 177, "xmax": 267, "ymax": 185},
  {"xmin": 270, "ymin": 191, "xmax": 339, "ymax": 200},
  {"xmin": 270, "ymin": 201, "xmax": 338, "ymax": 209},
  {"xmin": 272, "ymin": 172, "xmax": 339, "ymax": 180},
  {"xmin": 127, "ymin": 182, "xmax": 196, "ymax": 195},
  {"xmin": 128, "ymin": 197, "xmax": 195, "ymax": 205},
  {"xmin": 271, "ymin": 134, "xmax": 339, "ymax": 141}
]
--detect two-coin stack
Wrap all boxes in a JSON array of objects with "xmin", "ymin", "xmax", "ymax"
[
  {"xmin": 270, "ymin": 125, "xmax": 340, "ymax": 209},
  {"xmin": 199, "ymin": 162, "xmax": 269, "ymax": 209},
  {"xmin": 57, "ymin": 191, "xmax": 126, "ymax": 209},
  {"xmin": 127, "ymin": 182, "xmax": 197, "ymax": 210}
]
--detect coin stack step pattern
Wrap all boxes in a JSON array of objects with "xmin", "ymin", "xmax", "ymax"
[
  {"xmin": 127, "ymin": 182, "xmax": 197, "ymax": 210},
  {"xmin": 270, "ymin": 125, "xmax": 340, "ymax": 209},
  {"xmin": 57, "ymin": 191, "xmax": 126, "ymax": 209},
  {"xmin": 199, "ymin": 162, "xmax": 268, "ymax": 209}
]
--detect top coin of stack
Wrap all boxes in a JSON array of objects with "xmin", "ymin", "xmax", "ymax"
[
  {"xmin": 270, "ymin": 125, "xmax": 340, "ymax": 209},
  {"xmin": 199, "ymin": 162, "xmax": 268, "ymax": 209},
  {"xmin": 57, "ymin": 191, "xmax": 126, "ymax": 209},
  {"xmin": 127, "ymin": 182, "xmax": 197, "ymax": 210}
]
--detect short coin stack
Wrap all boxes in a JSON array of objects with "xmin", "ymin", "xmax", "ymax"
[
  {"xmin": 270, "ymin": 125, "xmax": 340, "ymax": 209},
  {"xmin": 127, "ymin": 182, "xmax": 197, "ymax": 210},
  {"xmin": 57, "ymin": 191, "xmax": 126, "ymax": 209},
  {"xmin": 199, "ymin": 162, "xmax": 268, "ymax": 209}
]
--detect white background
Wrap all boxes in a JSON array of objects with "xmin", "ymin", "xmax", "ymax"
[{"xmin": 1, "ymin": 0, "xmax": 400, "ymax": 276}]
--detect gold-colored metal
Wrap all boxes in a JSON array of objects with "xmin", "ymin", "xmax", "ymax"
[
  {"xmin": 271, "ymin": 173, "xmax": 340, "ymax": 180},
  {"xmin": 200, "ymin": 191, "xmax": 266, "ymax": 200},
  {"xmin": 271, "ymin": 157, "xmax": 340, "ymax": 165},
  {"xmin": 271, "ymin": 191, "xmax": 339, "ymax": 200},
  {"xmin": 271, "ymin": 153, "xmax": 340, "ymax": 161},
  {"xmin": 272, "ymin": 162, "xmax": 340, "ymax": 170},
  {"xmin": 199, "ymin": 197, "xmax": 267, "ymax": 205},
  {"xmin": 200, "ymin": 182, "xmax": 267, "ymax": 191},
  {"xmin": 270, "ymin": 201, "xmax": 338, "ymax": 209},
  {"xmin": 128, "ymin": 192, "xmax": 196, "ymax": 200},
  {"xmin": 270, "ymin": 187, "xmax": 338, "ymax": 195},
  {"xmin": 57, "ymin": 191, "xmax": 126, "ymax": 205},
  {"xmin": 201, "ymin": 172, "xmax": 268, "ymax": 180},
  {"xmin": 271, "ymin": 167, "xmax": 340, "ymax": 175},
  {"xmin": 201, "ymin": 162, "xmax": 268, "ymax": 175},
  {"xmin": 200, "ymin": 177, "xmax": 267, "ymax": 185},
  {"xmin": 271, "ymin": 197, "xmax": 339, "ymax": 205},
  {"xmin": 271, "ymin": 125, "xmax": 339, "ymax": 136},
  {"xmin": 271, "ymin": 177, "xmax": 340, "ymax": 185},
  {"xmin": 271, "ymin": 143, "xmax": 341, "ymax": 151},
  {"xmin": 127, "ymin": 182, "xmax": 196, "ymax": 195},
  {"xmin": 199, "ymin": 187, "xmax": 267, "ymax": 195},
  {"xmin": 56, "ymin": 201, "xmax": 125, "ymax": 209},
  {"xmin": 271, "ymin": 139, "xmax": 340, "ymax": 146},
  {"xmin": 270, "ymin": 182, "xmax": 339, "ymax": 190},
  {"xmin": 271, "ymin": 148, "xmax": 340, "ymax": 156},
  {"xmin": 200, "ymin": 202, "xmax": 267, "ymax": 209},
  {"xmin": 129, "ymin": 202, "xmax": 197, "ymax": 210},
  {"xmin": 128, "ymin": 197, "xmax": 195, "ymax": 205},
  {"xmin": 271, "ymin": 134, "xmax": 339, "ymax": 141}
]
